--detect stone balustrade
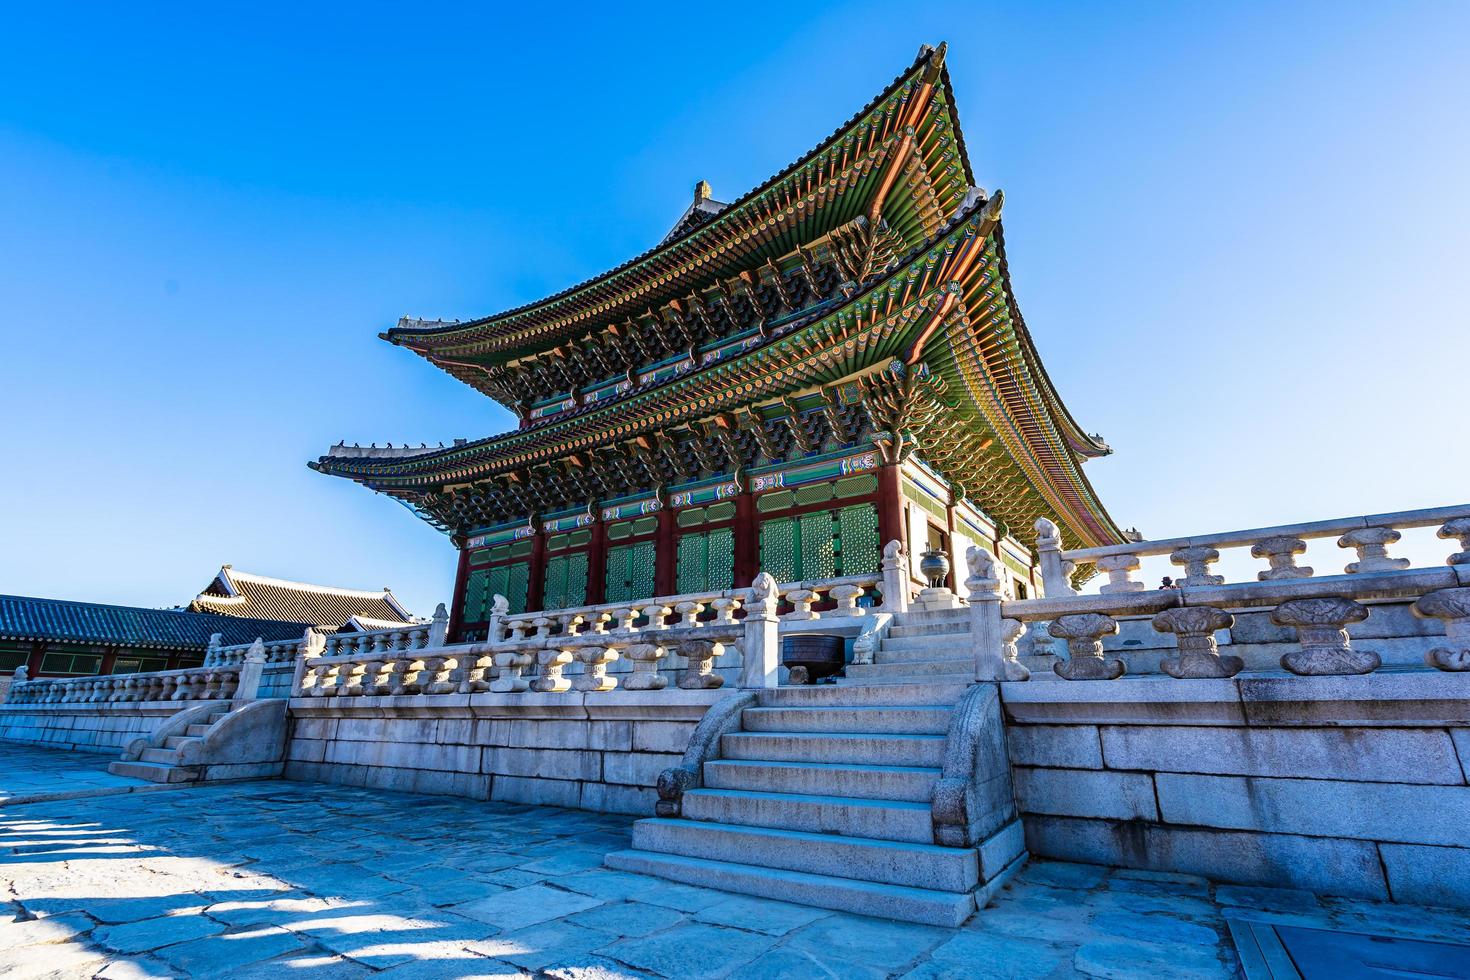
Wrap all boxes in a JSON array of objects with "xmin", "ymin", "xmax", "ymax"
[
  {"xmin": 294, "ymin": 571, "xmax": 887, "ymax": 700},
  {"xmin": 321, "ymin": 606, "xmax": 444, "ymax": 659},
  {"xmin": 1037, "ymin": 504, "xmax": 1470, "ymax": 597},
  {"xmin": 6, "ymin": 665, "xmax": 244, "ymax": 705},
  {"xmin": 205, "ymin": 629, "xmax": 322, "ymax": 667},
  {"xmin": 989, "ymin": 504, "xmax": 1470, "ymax": 680}
]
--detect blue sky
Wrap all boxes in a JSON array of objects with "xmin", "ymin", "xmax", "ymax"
[{"xmin": 2, "ymin": 2, "xmax": 1466, "ymax": 614}]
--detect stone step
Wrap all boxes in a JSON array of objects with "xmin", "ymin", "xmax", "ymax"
[
  {"xmin": 886, "ymin": 621, "xmax": 971, "ymax": 639},
  {"xmin": 722, "ymin": 731, "xmax": 947, "ymax": 768},
  {"xmin": 140, "ymin": 747, "xmax": 181, "ymax": 765},
  {"xmin": 604, "ymin": 850, "xmax": 975, "ymax": 928},
  {"xmin": 682, "ymin": 788, "xmax": 934, "ymax": 844},
  {"xmin": 879, "ymin": 634, "xmax": 970, "ymax": 656},
  {"xmin": 704, "ymin": 759, "xmax": 939, "ymax": 803},
  {"xmin": 894, "ymin": 608, "xmax": 970, "ymax": 629},
  {"xmin": 739, "ymin": 706, "xmax": 951, "ymax": 735},
  {"xmin": 107, "ymin": 760, "xmax": 200, "ymax": 783},
  {"xmin": 185, "ymin": 725, "xmax": 215, "ymax": 737},
  {"xmin": 163, "ymin": 736, "xmax": 201, "ymax": 750},
  {"xmin": 845, "ymin": 660, "xmax": 972, "ymax": 682},
  {"xmin": 757, "ymin": 682, "xmax": 968, "ymax": 707},
  {"xmin": 629, "ymin": 818, "xmax": 978, "ymax": 893},
  {"xmin": 874, "ymin": 647, "xmax": 972, "ymax": 667}
]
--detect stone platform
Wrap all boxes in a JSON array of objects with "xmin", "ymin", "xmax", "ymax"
[{"xmin": 4, "ymin": 744, "xmax": 1468, "ymax": 979}]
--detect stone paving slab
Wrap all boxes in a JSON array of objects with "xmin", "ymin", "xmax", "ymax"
[
  {"xmin": 0, "ymin": 742, "xmax": 184, "ymax": 806},
  {"xmin": 1, "ymin": 743, "xmax": 1468, "ymax": 978}
]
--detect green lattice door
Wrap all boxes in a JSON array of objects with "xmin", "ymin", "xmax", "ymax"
[
  {"xmin": 758, "ymin": 503, "xmax": 879, "ymax": 581},
  {"xmin": 676, "ymin": 527, "xmax": 735, "ymax": 594},
  {"xmin": 605, "ymin": 540, "xmax": 656, "ymax": 604},
  {"xmin": 542, "ymin": 552, "xmax": 589, "ymax": 610},
  {"xmin": 469, "ymin": 561, "xmax": 529, "ymax": 616}
]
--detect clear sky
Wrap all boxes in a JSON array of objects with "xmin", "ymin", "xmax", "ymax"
[{"xmin": 2, "ymin": 1, "xmax": 1466, "ymax": 614}]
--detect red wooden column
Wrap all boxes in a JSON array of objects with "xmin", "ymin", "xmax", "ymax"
[
  {"xmin": 526, "ymin": 526, "xmax": 548, "ymax": 613},
  {"xmin": 446, "ymin": 539, "xmax": 472, "ymax": 642},
  {"xmin": 876, "ymin": 463, "xmax": 905, "ymax": 553},
  {"xmin": 25, "ymin": 641, "xmax": 44, "ymax": 677},
  {"xmin": 654, "ymin": 507, "xmax": 677, "ymax": 597},
  {"xmin": 585, "ymin": 513, "xmax": 608, "ymax": 605},
  {"xmin": 733, "ymin": 489, "xmax": 758, "ymax": 587}
]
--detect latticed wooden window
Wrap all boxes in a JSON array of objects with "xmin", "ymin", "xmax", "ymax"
[
  {"xmin": 464, "ymin": 538, "xmax": 532, "ymax": 620},
  {"xmin": 837, "ymin": 502, "xmax": 881, "ymax": 575},
  {"xmin": 0, "ymin": 642, "xmax": 29, "ymax": 672},
  {"xmin": 675, "ymin": 526, "xmax": 735, "ymax": 594},
  {"xmin": 605, "ymin": 539, "xmax": 656, "ymax": 604},
  {"xmin": 758, "ymin": 502, "xmax": 880, "ymax": 582},
  {"xmin": 38, "ymin": 647, "xmax": 103, "ymax": 675},
  {"xmin": 462, "ymin": 569, "xmax": 489, "ymax": 624},
  {"xmin": 542, "ymin": 551, "xmax": 589, "ymax": 610},
  {"xmin": 758, "ymin": 517, "xmax": 798, "ymax": 583}
]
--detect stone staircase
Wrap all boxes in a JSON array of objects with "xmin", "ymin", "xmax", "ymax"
[
  {"xmin": 842, "ymin": 606, "xmax": 974, "ymax": 686},
  {"xmin": 107, "ymin": 700, "xmax": 287, "ymax": 784},
  {"xmin": 608, "ymin": 599, "xmax": 1027, "ymax": 929},
  {"xmin": 109, "ymin": 706, "xmax": 231, "ymax": 782}
]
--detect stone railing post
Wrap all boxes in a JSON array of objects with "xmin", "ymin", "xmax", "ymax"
[
  {"xmin": 1153, "ymin": 607, "xmax": 1241, "ymax": 678},
  {"xmin": 785, "ymin": 589, "xmax": 819, "ymax": 621},
  {"xmin": 677, "ymin": 640, "xmax": 725, "ymax": 689},
  {"xmin": 1412, "ymin": 588, "xmax": 1470, "ymax": 671},
  {"xmin": 574, "ymin": 645, "xmax": 620, "ymax": 693},
  {"xmin": 428, "ymin": 603, "xmax": 450, "ymax": 648},
  {"xmin": 710, "ymin": 597, "xmax": 741, "ymax": 624},
  {"xmin": 1270, "ymin": 597, "xmax": 1379, "ymax": 675},
  {"xmin": 965, "ymin": 546, "xmax": 1007, "ymax": 682},
  {"xmin": 1035, "ymin": 518, "xmax": 1075, "ymax": 598},
  {"xmin": 533, "ymin": 647, "xmax": 575, "ymax": 693},
  {"xmin": 205, "ymin": 632, "xmax": 223, "ymax": 667},
  {"xmin": 1096, "ymin": 554, "xmax": 1144, "ymax": 594},
  {"xmin": 828, "ymin": 583, "xmax": 864, "ymax": 617},
  {"xmin": 880, "ymin": 540, "xmax": 909, "ymax": 613},
  {"xmin": 741, "ymin": 572, "xmax": 781, "ymax": 689},
  {"xmin": 1001, "ymin": 619, "xmax": 1029, "ymax": 681},
  {"xmin": 289, "ymin": 630, "xmax": 316, "ymax": 697},
  {"xmin": 1339, "ymin": 527, "xmax": 1410, "ymax": 574},
  {"xmin": 1440, "ymin": 518, "xmax": 1470, "ymax": 566},
  {"xmin": 487, "ymin": 594, "xmax": 510, "ymax": 643},
  {"xmin": 1170, "ymin": 546, "xmax": 1223, "ymax": 587},
  {"xmin": 1050, "ymin": 613, "xmax": 1123, "ymax": 680},
  {"xmin": 1252, "ymin": 536, "xmax": 1313, "ymax": 580},
  {"xmin": 623, "ymin": 643, "xmax": 668, "ymax": 691},
  {"xmin": 234, "ymin": 638, "xmax": 267, "ymax": 702}
]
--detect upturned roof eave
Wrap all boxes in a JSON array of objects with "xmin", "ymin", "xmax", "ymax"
[
  {"xmin": 311, "ymin": 192, "xmax": 999, "ymax": 484},
  {"xmin": 383, "ymin": 43, "xmax": 964, "ymax": 360}
]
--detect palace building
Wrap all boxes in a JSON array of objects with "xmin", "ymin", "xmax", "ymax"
[{"xmin": 312, "ymin": 44, "xmax": 1125, "ymax": 641}]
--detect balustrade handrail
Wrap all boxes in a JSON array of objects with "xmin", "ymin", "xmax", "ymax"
[
  {"xmin": 1001, "ymin": 565, "xmax": 1462, "ymax": 623},
  {"xmin": 6, "ymin": 663, "xmax": 244, "ymax": 706},
  {"xmin": 204, "ymin": 637, "xmax": 305, "ymax": 667},
  {"xmin": 1062, "ymin": 504, "xmax": 1470, "ymax": 563},
  {"xmin": 290, "ymin": 569, "xmax": 892, "ymax": 700},
  {"xmin": 499, "ymin": 573, "xmax": 884, "ymax": 632}
]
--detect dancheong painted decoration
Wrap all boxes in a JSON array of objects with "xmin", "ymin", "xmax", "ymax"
[{"xmin": 311, "ymin": 44, "xmax": 1127, "ymax": 641}]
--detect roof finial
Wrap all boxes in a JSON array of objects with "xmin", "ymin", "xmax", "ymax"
[{"xmin": 694, "ymin": 180, "xmax": 712, "ymax": 203}]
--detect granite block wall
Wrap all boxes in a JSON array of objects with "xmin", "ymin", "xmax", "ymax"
[
  {"xmin": 1001, "ymin": 672, "xmax": 1470, "ymax": 908},
  {"xmin": 282, "ymin": 689, "xmax": 727, "ymax": 815}
]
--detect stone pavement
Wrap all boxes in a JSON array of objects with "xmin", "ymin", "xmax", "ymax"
[
  {"xmin": 0, "ymin": 744, "xmax": 166, "ymax": 806},
  {"xmin": 2, "ymin": 745, "xmax": 1468, "ymax": 979}
]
